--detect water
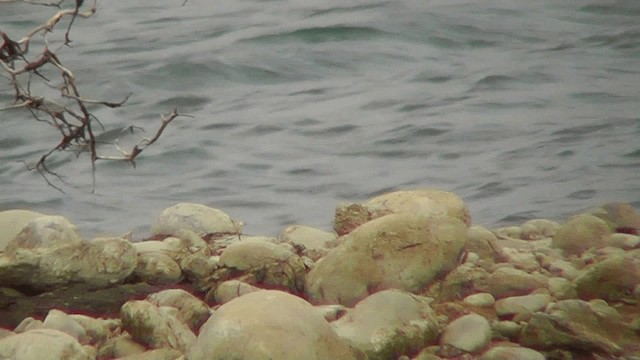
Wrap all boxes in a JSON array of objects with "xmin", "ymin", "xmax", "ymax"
[{"xmin": 1, "ymin": 0, "xmax": 639, "ymax": 239}]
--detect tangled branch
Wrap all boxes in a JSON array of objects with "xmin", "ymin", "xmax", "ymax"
[{"xmin": 0, "ymin": 0, "xmax": 185, "ymax": 192}]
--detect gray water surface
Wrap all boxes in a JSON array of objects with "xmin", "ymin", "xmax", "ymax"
[{"xmin": 1, "ymin": 0, "xmax": 639, "ymax": 238}]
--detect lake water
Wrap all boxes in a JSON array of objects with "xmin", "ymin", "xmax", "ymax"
[{"xmin": 1, "ymin": 0, "xmax": 639, "ymax": 239}]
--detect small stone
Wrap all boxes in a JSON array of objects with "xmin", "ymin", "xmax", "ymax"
[
  {"xmin": 495, "ymin": 294, "xmax": 552, "ymax": 318},
  {"xmin": 207, "ymin": 280, "xmax": 260, "ymax": 304},
  {"xmin": 480, "ymin": 345, "xmax": 545, "ymax": 360},
  {"xmin": 150, "ymin": 203, "xmax": 242, "ymax": 238},
  {"xmin": 491, "ymin": 320, "xmax": 522, "ymax": 339},
  {"xmin": 42, "ymin": 309, "xmax": 87, "ymax": 343},
  {"xmin": 478, "ymin": 267, "xmax": 546, "ymax": 299},
  {"xmin": 440, "ymin": 313, "xmax": 492, "ymax": 353},
  {"xmin": 552, "ymin": 214, "xmax": 611, "ymax": 255},
  {"xmin": 147, "ymin": 289, "xmax": 211, "ymax": 332},
  {"xmin": 547, "ymin": 277, "xmax": 577, "ymax": 300},
  {"xmin": 463, "ymin": 293, "xmax": 495, "ymax": 307}
]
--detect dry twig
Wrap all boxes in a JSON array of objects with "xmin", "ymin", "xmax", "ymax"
[{"xmin": 0, "ymin": 0, "xmax": 184, "ymax": 192}]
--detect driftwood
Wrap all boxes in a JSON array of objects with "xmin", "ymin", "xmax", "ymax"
[{"xmin": 0, "ymin": 0, "xmax": 188, "ymax": 192}]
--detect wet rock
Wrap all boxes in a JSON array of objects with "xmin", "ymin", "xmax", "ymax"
[
  {"xmin": 146, "ymin": 289, "xmax": 211, "ymax": 332},
  {"xmin": 586, "ymin": 202, "xmax": 640, "ymax": 233},
  {"xmin": 188, "ymin": 290, "xmax": 364, "ymax": 360},
  {"xmin": 0, "ymin": 209, "xmax": 45, "ymax": 252},
  {"xmin": 332, "ymin": 289, "xmax": 439, "ymax": 360},
  {"xmin": 307, "ymin": 214, "xmax": 467, "ymax": 306},
  {"xmin": 207, "ymin": 279, "xmax": 260, "ymax": 304},
  {"xmin": 573, "ymin": 250, "xmax": 640, "ymax": 302},
  {"xmin": 208, "ymin": 239, "xmax": 306, "ymax": 294},
  {"xmin": 440, "ymin": 313, "xmax": 492, "ymax": 353},
  {"xmin": 116, "ymin": 348, "xmax": 184, "ymax": 360},
  {"xmin": 606, "ymin": 233, "xmax": 640, "ymax": 249},
  {"xmin": 463, "ymin": 293, "xmax": 495, "ymax": 308},
  {"xmin": 96, "ymin": 334, "xmax": 146, "ymax": 359},
  {"xmin": 280, "ymin": 224, "xmax": 336, "ymax": 260},
  {"xmin": 547, "ymin": 277, "xmax": 577, "ymax": 300},
  {"xmin": 519, "ymin": 298, "xmax": 635, "ymax": 356},
  {"xmin": 423, "ymin": 263, "xmax": 490, "ymax": 302},
  {"xmin": 150, "ymin": 203, "xmax": 242, "ymax": 238},
  {"xmin": 130, "ymin": 252, "xmax": 182, "ymax": 285},
  {"xmin": 477, "ymin": 267, "xmax": 546, "ymax": 299},
  {"xmin": 520, "ymin": 219, "xmax": 561, "ymax": 240},
  {"xmin": 552, "ymin": 214, "xmax": 611, "ymax": 255},
  {"xmin": 495, "ymin": 294, "xmax": 552, "ymax": 318},
  {"xmin": 0, "ymin": 230, "xmax": 137, "ymax": 292},
  {"xmin": 0, "ymin": 328, "xmax": 93, "ymax": 360},
  {"xmin": 120, "ymin": 300, "xmax": 196, "ymax": 353},
  {"xmin": 42, "ymin": 309, "xmax": 87, "ymax": 343},
  {"xmin": 69, "ymin": 314, "xmax": 119, "ymax": 347},
  {"xmin": 334, "ymin": 189, "xmax": 471, "ymax": 236},
  {"xmin": 480, "ymin": 345, "xmax": 545, "ymax": 360},
  {"xmin": 466, "ymin": 226, "xmax": 506, "ymax": 265}
]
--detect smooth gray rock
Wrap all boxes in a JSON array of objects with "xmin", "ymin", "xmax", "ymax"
[
  {"xmin": 189, "ymin": 290, "xmax": 364, "ymax": 360},
  {"xmin": 150, "ymin": 203, "xmax": 242, "ymax": 238},
  {"xmin": 440, "ymin": 313, "xmax": 492, "ymax": 353},
  {"xmin": 332, "ymin": 289, "xmax": 439, "ymax": 360},
  {"xmin": 0, "ymin": 329, "xmax": 92, "ymax": 360}
]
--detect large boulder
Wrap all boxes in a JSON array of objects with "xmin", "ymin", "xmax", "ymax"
[
  {"xmin": 0, "ymin": 217, "xmax": 136, "ymax": 291},
  {"xmin": 334, "ymin": 189, "xmax": 470, "ymax": 235},
  {"xmin": 188, "ymin": 290, "xmax": 364, "ymax": 360},
  {"xmin": 0, "ymin": 209, "xmax": 45, "ymax": 252},
  {"xmin": 150, "ymin": 203, "xmax": 242, "ymax": 238},
  {"xmin": 332, "ymin": 289, "xmax": 439, "ymax": 360},
  {"xmin": 552, "ymin": 214, "xmax": 611, "ymax": 255},
  {"xmin": 585, "ymin": 202, "xmax": 640, "ymax": 233},
  {"xmin": 573, "ymin": 250, "xmax": 640, "ymax": 302},
  {"xmin": 0, "ymin": 329, "xmax": 93, "ymax": 360},
  {"xmin": 306, "ymin": 214, "xmax": 467, "ymax": 306}
]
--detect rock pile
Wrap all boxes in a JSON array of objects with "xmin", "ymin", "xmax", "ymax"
[{"xmin": 0, "ymin": 191, "xmax": 638, "ymax": 360}]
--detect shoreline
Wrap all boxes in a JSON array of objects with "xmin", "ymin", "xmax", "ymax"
[{"xmin": 0, "ymin": 189, "xmax": 639, "ymax": 359}]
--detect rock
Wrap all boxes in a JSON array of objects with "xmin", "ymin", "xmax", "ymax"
[
  {"xmin": 68, "ymin": 314, "xmax": 119, "ymax": 347},
  {"xmin": 573, "ymin": 250, "xmax": 640, "ymax": 302},
  {"xmin": 334, "ymin": 189, "xmax": 471, "ymax": 235},
  {"xmin": 548, "ymin": 259, "xmax": 580, "ymax": 280},
  {"xmin": 307, "ymin": 214, "xmax": 467, "ymax": 306},
  {"xmin": 477, "ymin": 267, "xmax": 546, "ymax": 299},
  {"xmin": 188, "ymin": 290, "xmax": 363, "ymax": 360},
  {"xmin": 130, "ymin": 252, "xmax": 182, "ymax": 285},
  {"xmin": 116, "ymin": 348, "xmax": 184, "ymax": 360},
  {"xmin": 586, "ymin": 202, "xmax": 640, "ymax": 233},
  {"xmin": 42, "ymin": 309, "xmax": 87, "ymax": 343},
  {"xmin": 491, "ymin": 321, "xmax": 522, "ymax": 339},
  {"xmin": 120, "ymin": 300, "xmax": 196, "ymax": 353},
  {"xmin": 423, "ymin": 263, "xmax": 490, "ymax": 302},
  {"xmin": 96, "ymin": 334, "xmax": 146, "ymax": 359},
  {"xmin": 0, "ymin": 328, "xmax": 93, "ymax": 360},
  {"xmin": 316, "ymin": 304, "xmax": 347, "ymax": 322},
  {"xmin": 519, "ymin": 298, "xmax": 635, "ymax": 355},
  {"xmin": 463, "ymin": 293, "xmax": 495, "ymax": 308},
  {"xmin": 552, "ymin": 214, "xmax": 611, "ymax": 255},
  {"xmin": 280, "ymin": 224, "xmax": 336, "ymax": 260},
  {"xmin": 14, "ymin": 317, "xmax": 42, "ymax": 333},
  {"xmin": 495, "ymin": 294, "xmax": 552, "ymax": 318},
  {"xmin": 146, "ymin": 288, "xmax": 211, "ymax": 332},
  {"xmin": 606, "ymin": 233, "xmax": 640, "ymax": 249},
  {"xmin": 0, "ymin": 233, "xmax": 137, "ymax": 292},
  {"xmin": 332, "ymin": 289, "xmax": 439, "ymax": 360},
  {"xmin": 466, "ymin": 226, "xmax": 506, "ymax": 264},
  {"xmin": 150, "ymin": 203, "xmax": 242, "ymax": 238},
  {"xmin": 547, "ymin": 277, "xmax": 577, "ymax": 300},
  {"xmin": 207, "ymin": 239, "xmax": 306, "ymax": 294},
  {"xmin": 520, "ymin": 219, "xmax": 561, "ymax": 240},
  {"xmin": 3, "ymin": 215, "xmax": 81, "ymax": 256},
  {"xmin": 207, "ymin": 279, "xmax": 260, "ymax": 304},
  {"xmin": 500, "ymin": 248, "xmax": 540, "ymax": 273},
  {"xmin": 0, "ymin": 209, "xmax": 45, "ymax": 252},
  {"xmin": 440, "ymin": 313, "xmax": 492, "ymax": 353},
  {"xmin": 179, "ymin": 249, "xmax": 217, "ymax": 291},
  {"xmin": 480, "ymin": 345, "xmax": 545, "ymax": 360}
]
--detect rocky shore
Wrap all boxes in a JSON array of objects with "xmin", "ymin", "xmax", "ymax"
[{"xmin": 0, "ymin": 189, "xmax": 639, "ymax": 360}]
